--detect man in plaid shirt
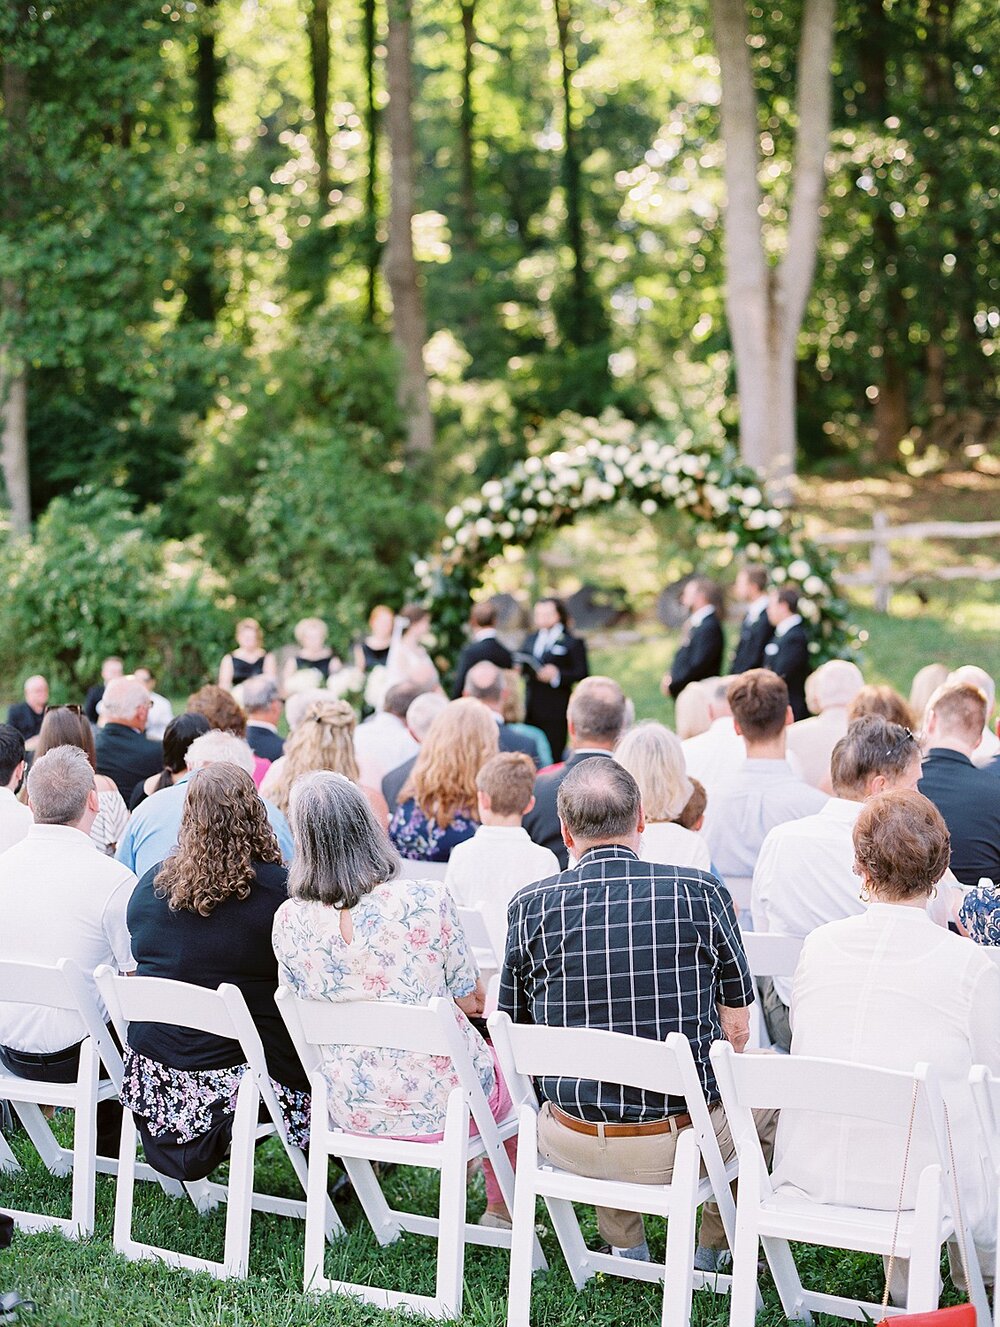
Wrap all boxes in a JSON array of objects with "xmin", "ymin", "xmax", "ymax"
[{"xmin": 500, "ymin": 756, "xmax": 756, "ymax": 1267}]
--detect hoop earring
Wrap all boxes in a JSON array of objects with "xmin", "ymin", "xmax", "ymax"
[{"xmin": 859, "ymin": 885, "xmax": 871, "ymax": 903}]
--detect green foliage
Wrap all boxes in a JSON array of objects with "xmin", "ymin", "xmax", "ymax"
[{"xmin": 0, "ymin": 488, "xmax": 227, "ymax": 697}]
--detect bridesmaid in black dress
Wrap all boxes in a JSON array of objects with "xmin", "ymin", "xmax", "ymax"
[
  {"xmin": 218, "ymin": 617, "xmax": 278, "ymax": 692},
  {"xmin": 283, "ymin": 617, "xmax": 340, "ymax": 686},
  {"xmin": 353, "ymin": 604, "xmax": 394, "ymax": 674}
]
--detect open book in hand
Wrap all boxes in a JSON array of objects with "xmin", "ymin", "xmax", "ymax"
[{"xmin": 512, "ymin": 651, "xmax": 544, "ymax": 675}]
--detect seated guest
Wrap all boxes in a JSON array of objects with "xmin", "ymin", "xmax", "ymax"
[
  {"xmin": 451, "ymin": 600, "xmax": 514, "ymax": 699},
  {"xmin": 763, "ymin": 587, "xmax": 811, "ymax": 720},
  {"xmin": 752, "ymin": 715, "xmax": 923, "ymax": 1050},
  {"xmin": 0, "ymin": 725, "xmax": 31, "ymax": 853},
  {"xmin": 444, "ymin": 753, "xmax": 560, "ymax": 956},
  {"xmin": 948, "ymin": 665, "xmax": 1000, "ymax": 768},
  {"xmin": 132, "ymin": 667, "xmax": 173, "ymax": 743},
  {"xmin": 702, "ymin": 671, "xmax": 827, "ymax": 915},
  {"xmin": 0, "ymin": 746, "xmax": 136, "ymax": 1157},
  {"xmin": 662, "ymin": 578, "xmax": 724, "ymax": 700},
  {"xmin": 499, "ymin": 670, "xmax": 553, "ymax": 768},
  {"xmin": 6, "ymin": 675, "xmax": 49, "ymax": 752},
  {"xmin": 122, "ymin": 764, "xmax": 310, "ymax": 1179},
  {"xmin": 464, "ymin": 661, "xmax": 542, "ymax": 764},
  {"xmin": 389, "ymin": 699, "xmax": 499, "ymax": 862},
  {"xmin": 674, "ymin": 678, "xmax": 713, "ymax": 741},
  {"xmin": 283, "ymin": 616, "xmax": 338, "ymax": 687},
  {"xmin": 847, "ymin": 683, "xmax": 915, "ymax": 730},
  {"xmin": 676, "ymin": 778, "xmax": 707, "ymax": 831},
  {"xmin": 680, "ymin": 677, "xmax": 741, "ymax": 785},
  {"xmin": 186, "ymin": 684, "xmax": 268, "ymax": 788},
  {"xmin": 273, "ymin": 771, "xmax": 514, "ymax": 1225},
  {"xmin": 129, "ymin": 713, "xmax": 211, "ymax": 809},
  {"xmin": 94, "ymin": 676, "xmax": 163, "ymax": 800},
  {"xmin": 354, "ymin": 681, "xmax": 422, "ymax": 789},
  {"xmin": 774, "ymin": 790, "xmax": 1000, "ymax": 1283},
  {"xmin": 729, "ymin": 564, "xmax": 773, "ymax": 673},
  {"xmin": 242, "ymin": 676, "xmax": 285, "ymax": 763},
  {"xmin": 786, "ymin": 659, "xmax": 865, "ymax": 793},
  {"xmin": 218, "ymin": 617, "xmax": 278, "ymax": 692},
  {"xmin": 909, "ymin": 663, "xmax": 950, "ymax": 730},
  {"xmin": 262, "ymin": 699, "xmax": 389, "ymax": 829},
  {"xmin": 117, "ymin": 730, "xmax": 293, "ymax": 877},
  {"xmin": 524, "ymin": 677, "xmax": 628, "ymax": 867},
  {"xmin": 84, "ymin": 656, "xmax": 124, "ymax": 724},
  {"xmin": 918, "ymin": 682, "xmax": 1000, "ymax": 887},
  {"xmin": 35, "ymin": 706, "xmax": 129, "ymax": 855},
  {"xmin": 614, "ymin": 721, "xmax": 712, "ymax": 872},
  {"xmin": 381, "ymin": 691, "xmax": 449, "ymax": 815}
]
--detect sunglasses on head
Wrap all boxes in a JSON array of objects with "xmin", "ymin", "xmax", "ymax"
[
  {"xmin": 45, "ymin": 703, "xmax": 83, "ymax": 716},
  {"xmin": 883, "ymin": 727, "xmax": 916, "ymax": 759}
]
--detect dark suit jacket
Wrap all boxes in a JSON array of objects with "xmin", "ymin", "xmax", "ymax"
[
  {"xmin": 382, "ymin": 755, "xmax": 417, "ymax": 815},
  {"xmin": 451, "ymin": 636, "xmax": 515, "ymax": 700},
  {"xmin": 985, "ymin": 754, "xmax": 1000, "ymax": 782},
  {"xmin": 95, "ymin": 723, "xmax": 164, "ymax": 800},
  {"xmin": 498, "ymin": 722, "xmax": 543, "ymax": 766},
  {"xmin": 246, "ymin": 723, "xmax": 285, "ymax": 762},
  {"xmin": 762, "ymin": 622, "xmax": 811, "ymax": 720},
  {"xmin": 523, "ymin": 749, "xmax": 614, "ymax": 868},
  {"xmin": 521, "ymin": 630, "xmax": 589, "ymax": 729},
  {"xmin": 668, "ymin": 612, "xmax": 724, "ymax": 698},
  {"xmin": 84, "ymin": 683, "xmax": 105, "ymax": 725},
  {"xmin": 6, "ymin": 702, "xmax": 44, "ymax": 744},
  {"xmin": 730, "ymin": 612, "xmax": 774, "ymax": 674},
  {"xmin": 918, "ymin": 747, "xmax": 1000, "ymax": 887}
]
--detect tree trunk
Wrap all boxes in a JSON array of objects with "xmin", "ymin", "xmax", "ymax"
[
  {"xmin": 363, "ymin": 0, "xmax": 379, "ymax": 323},
  {"xmin": 308, "ymin": 0, "xmax": 332, "ymax": 208},
  {"xmin": 554, "ymin": 0, "xmax": 588, "ymax": 342},
  {"xmin": 183, "ymin": 0, "xmax": 219, "ymax": 324},
  {"xmin": 384, "ymin": 0, "xmax": 434, "ymax": 458},
  {"xmin": 457, "ymin": 0, "xmax": 477, "ymax": 243},
  {"xmin": 0, "ymin": 15, "xmax": 31, "ymax": 534}
]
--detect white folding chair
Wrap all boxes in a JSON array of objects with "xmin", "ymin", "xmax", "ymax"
[
  {"xmin": 740, "ymin": 932, "xmax": 803, "ymax": 1050},
  {"xmin": 410, "ymin": 861, "xmax": 450, "ymax": 881},
  {"xmin": 95, "ymin": 968, "xmax": 344, "ymax": 1280},
  {"xmin": 488, "ymin": 1013, "xmax": 748, "ymax": 1327},
  {"xmin": 712, "ymin": 1042, "xmax": 990, "ymax": 1327},
  {"xmin": 968, "ymin": 1064, "xmax": 1000, "ymax": 1327},
  {"xmin": 275, "ymin": 989, "xmax": 543, "ymax": 1319},
  {"xmin": 456, "ymin": 904, "xmax": 502, "ymax": 1011}
]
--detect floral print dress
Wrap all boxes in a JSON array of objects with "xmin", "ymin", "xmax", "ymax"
[
  {"xmin": 960, "ymin": 883, "xmax": 1000, "ymax": 945},
  {"xmin": 388, "ymin": 800, "xmax": 478, "ymax": 862},
  {"xmin": 272, "ymin": 878, "xmax": 494, "ymax": 1137}
]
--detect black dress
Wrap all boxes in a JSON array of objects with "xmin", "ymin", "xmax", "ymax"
[
  {"xmin": 359, "ymin": 641, "xmax": 390, "ymax": 671},
  {"xmin": 229, "ymin": 653, "xmax": 266, "ymax": 685},
  {"xmin": 293, "ymin": 654, "xmax": 334, "ymax": 679}
]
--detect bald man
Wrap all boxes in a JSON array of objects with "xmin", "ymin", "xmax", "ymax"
[{"xmin": 6, "ymin": 675, "xmax": 49, "ymax": 752}]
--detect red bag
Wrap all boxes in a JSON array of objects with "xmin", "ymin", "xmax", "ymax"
[{"xmin": 878, "ymin": 1309, "xmax": 976, "ymax": 1327}]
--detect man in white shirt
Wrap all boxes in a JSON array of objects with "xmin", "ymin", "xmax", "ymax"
[
  {"xmin": 948, "ymin": 665, "xmax": 1000, "ymax": 768},
  {"xmin": 702, "ymin": 670, "xmax": 827, "ymax": 916},
  {"xmin": 0, "ymin": 744, "xmax": 136, "ymax": 1156},
  {"xmin": 681, "ymin": 677, "xmax": 743, "ymax": 792},
  {"xmin": 752, "ymin": 714, "xmax": 923, "ymax": 1048},
  {"xmin": 354, "ymin": 680, "xmax": 423, "ymax": 789},
  {"xmin": 445, "ymin": 752, "xmax": 559, "ymax": 959},
  {"xmin": 0, "ymin": 724, "xmax": 32, "ymax": 854},
  {"xmin": 786, "ymin": 658, "xmax": 865, "ymax": 793}
]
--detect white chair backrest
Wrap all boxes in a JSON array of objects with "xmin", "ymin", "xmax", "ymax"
[
  {"xmin": 969, "ymin": 1064, "xmax": 1000, "ymax": 1172},
  {"xmin": 456, "ymin": 906, "xmax": 500, "ymax": 966},
  {"xmin": 409, "ymin": 861, "xmax": 449, "ymax": 881},
  {"xmin": 741, "ymin": 931, "xmax": 804, "ymax": 979},
  {"xmin": 0, "ymin": 958, "xmax": 122, "ymax": 1086}
]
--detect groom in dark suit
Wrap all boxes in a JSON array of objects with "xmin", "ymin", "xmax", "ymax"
[
  {"xmin": 520, "ymin": 597, "xmax": 589, "ymax": 762},
  {"xmin": 661, "ymin": 577, "xmax": 725, "ymax": 699},
  {"xmin": 730, "ymin": 564, "xmax": 774, "ymax": 673},
  {"xmin": 450, "ymin": 601, "xmax": 514, "ymax": 699},
  {"xmin": 763, "ymin": 587, "xmax": 812, "ymax": 720}
]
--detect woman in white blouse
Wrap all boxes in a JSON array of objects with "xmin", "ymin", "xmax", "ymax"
[
  {"xmin": 614, "ymin": 721, "xmax": 712, "ymax": 873},
  {"xmin": 774, "ymin": 788, "xmax": 1000, "ymax": 1281}
]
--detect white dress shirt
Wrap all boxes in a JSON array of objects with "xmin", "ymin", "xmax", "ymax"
[
  {"xmin": 639, "ymin": 821, "xmax": 713, "ymax": 874},
  {"xmin": 0, "ymin": 823, "xmax": 136, "ymax": 1052},
  {"xmin": 744, "ymin": 594, "xmax": 770, "ymax": 624},
  {"xmin": 354, "ymin": 712, "xmax": 420, "ymax": 789},
  {"xmin": 682, "ymin": 716, "xmax": 744, "ymax": 792},
  {"xmin": 774, "ymin": 904, "xmax": 1000, "ymax": 1250},
  {"xmin": 444, "ymin": 825, "xmax": 560, "ymax": 958},
  {"xmin": 0, "ymin": 786, "xmax": 32, "ymax": 855},
  {"xmin": 773, "ymin": 612, "xmax": 803, "ymax": 638}
]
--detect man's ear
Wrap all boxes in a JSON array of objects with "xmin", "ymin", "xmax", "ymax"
[
  {"xmin": 732, "ymin": 717, "xmax": 744, "ymax": 737},
  {"xmin": 560, "ymin": 819, "xmax": 575, "ymax": 854},
  {"xmin": 636, "ymin": 804, "xmax": 646, "ymax": 836},
  {"xmin": 524, "ymin": 794, "xmax": 536, "ymax": 815},
  {"xmin": 785, "ymin": 706, "xmax": 794, "ymax": 727},
  {"xmin": 87, "ymin": 787, "xmax": 100, "ymax": 814},
  {"xmin": 477, "ymin": 789, "xmax": 491, "ymax": 815}
]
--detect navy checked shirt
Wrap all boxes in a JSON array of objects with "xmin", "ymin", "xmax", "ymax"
[{"xmin": 498, "ymin": 844, "xmax": 753, "ymax": 1121}]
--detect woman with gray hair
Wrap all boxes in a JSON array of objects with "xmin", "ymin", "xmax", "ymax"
[
  {"xmin": 615, "ymin": 721, "xmax": 712, "ymax": 871},
  {"xmin": 272, "ymin": 770, "xmax": 516, "ymax": 1226}
]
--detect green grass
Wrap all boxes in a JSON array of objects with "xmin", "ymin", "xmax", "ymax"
[{"xmin": 0, "ymin": 1123, "xmax": 963, "ymax": 1326}]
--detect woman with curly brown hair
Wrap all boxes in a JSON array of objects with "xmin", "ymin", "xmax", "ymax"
[
  {"xmin": 389, "ymin": 698, "xmax": 499, "ymax": 862},
  {"xmin": 261, "ymin": 697, "xmax": 390, "ymax": 829},
  {"xmin": 120, "ymin": 762, "xmax": 310, "ymax": 1180}
]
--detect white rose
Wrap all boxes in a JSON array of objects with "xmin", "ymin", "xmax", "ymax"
[
  {"xmin": 772, "ymin": 565, "xmax": 787, "ymax": 583},
  {"xmin": 599, "ymin": 482, "xmax": 616, "ymax": 501},
  {"xmin": 640, "ymin": 498, "xmax": 658, "ymax": 516},
  {"xmin": 445, "ymin": 506, "xmax": 464, "ymax": 529},
  {"xmin": 536, "ymin": 490, "xmax": 554, "ymax": 506},
  {"xmin": 766, "ymin": 510, "xmax": 784, "ymax": 528},
  {"xmin": 742, "ymin": 486, "xmax": 763, "ymax": 507},
  {"xmin": 455, "ymin": 528, "xmax": 469, "ymax": 545},
  {"xmin": 798, "ymin": 597, "xmax": 819, "ymax": 621},
  {"xmin": 746, "ymin": 510, "xmax": 768, "ymax": 530},
  {"xmin": 498, "ymin": 521, "xmax": 515, "ymax": 540},
  {"xmin": 413, "ymin": 560, "xmax": 429, "ymax": 577},
  {"xmin": 475, "ymin": 518, "xmax": 494, "ymax": 538},
  {"xmin": 788, "ymin": 559, "xmax": 811, "ymax": 581},
  {"xmin": 481, "ymin": 479, "xmax": 503, "ymax": 498},
  {"xmin": 604, "ymin": 464, "xmax": 624, "ymax": 486},
  {"xmin": 804, "ymin": 575, "xmax": 825, "ymax": 596},
  {"xmin": 524, "ymin": 456, "xmax": 542, "ymax": 475},
  {"xmin": 523, "ymin": 509, "xmax": 538, "ymax": 525},
  {"xmin": 441, "ymin": 535, "xmax": 455, "ymax": 551},
  {"xmin": 614, "ymin": 445, "xmax": 631, "ymax": 466},
  {"xmin": 488, "ymin": 495, "xmax": 504, "ymax": 512}
]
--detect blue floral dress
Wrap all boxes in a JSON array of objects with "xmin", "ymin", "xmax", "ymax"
[
  {"xmin": 272, "ymin": 878, "xmax": 494, "ymax": 1137},
  {"xmin": 388, "ymin": 800, "xmax": 478, "ymax": 862},
  {"xmin": 960, "ymin": 883, "xmax": 1000, "ymax": 946}
]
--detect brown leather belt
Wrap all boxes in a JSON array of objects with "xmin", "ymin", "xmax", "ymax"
[{"xmin": 550, "ymin": 1104, "xmax": 692, "ymax": 1138}]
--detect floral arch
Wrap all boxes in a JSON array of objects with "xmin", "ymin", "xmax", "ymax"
[{"xmin": 414, "ymin": 416, "xmax": 857, "ymax": 669}]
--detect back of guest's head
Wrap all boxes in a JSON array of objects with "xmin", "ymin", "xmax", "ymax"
[
  {"xmin": 926, "ymin": 682, "xmax": 989, "ymax": 745},
  {"xmin": 727, "ymin": 670, "xmax": 789, "ymax": 741},
  {"xmin": 155, "ymin": 764, "xmax": 282, "ymax": 916},
  {"xmin": 947, "ymin": 665, "xmax": 995, "ymax": 717},
  {"xmin": 0, "ymin": 724, "xmax": 26, "ymax": 785},
  {"xmin": 406, "ymin": 690, "xmax": 448, "ymax": 741},
  {"xmin": 557, "ymin": 758, "xmax": 641, "ymax": 843},
  {"xmin": 187, "ymin": 684, "xmax": 248, "ymax": 737},
  {"xmin": 36, "ymin": 707, "xmax": 96, "ymax": 770},
  {"xmin": 184, "ymin": 730, "xmax": 256, "ymax": 775},
  {"xmin": 270, "ymin": 700, "xmax": 359, "ymax": 815},
  {"xmin": 383, "ymin": 681, "xmax": 424, "ymax": 720},
  {"xmin": 807, "ymin": 659, "xmax": 865, "ymax": 714},
  {"xmin": 102, "ymin": 676, "xmax": 150, "ymax": 722},
  {"xmin": 284, "ymin": 687, "xmax": 330, "ymax": 730},
  {"xmin": 476, "ymin": 752, "xmax": 536, "ymax": 817},
  {"xmin": 675, "ymin": 778, "xmax": 707, "ymax": 830},
  {"xmin": 831, "ymin": 715, "xmax": 919, "ymax": 798},
  {"xmin": 909, "ymin": 663, "xmax": 950, "ymax": 725},
  {"xmin": 470, "ymin": 600, "xmax": 497, "ymax": 629},
  {"xmin": 407, "ymin": 698, "xmax": 499, "ymax": 828},
  {"xmin": 499, "ymin": 669, "xmax": 525, "ymax": 724},
  {"xmin": 853, "ymin": 789, "xmax": 950, "ymax": 901},
  {"xmin": 568, "ymin": 676, "xmax": 627, "ymax": 746},
  {"xmin": 614, "ymin": 722, "xmax": 692, "ymax": 822},
  {"xmin": 674, "ymin": 679, "xmax": 713, "ymax": 740},
  {"xmin": 288, "ymin": 771, "xmax": 400, "ymax": 908},
  {"xmin": 161, "ymin": 713, "xmax": 211, "ymax": 775},
  {"xmin": 242, "ymin": 675, "xmax": 281, "ymax": 715},
  {"xmin": 27, "ymin": 745, "xmax": 94, "ymax": 825},
  {"xmin": 464, "ymin": 660, "xmax": 504, "ymax": 704},
  {"xmin": 847, "ymin": 684, "xmax": 914, "ymax": 730}
]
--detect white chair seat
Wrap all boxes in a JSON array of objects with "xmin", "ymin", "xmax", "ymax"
[{"xmin": 761, "ymin": 1187, "xmax": 954, "ymax": 1251}]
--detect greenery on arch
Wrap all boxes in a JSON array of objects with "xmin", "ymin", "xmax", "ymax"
[{"xmin": 415, "ymin": 415, "xmax": 858, "ymax": 667}]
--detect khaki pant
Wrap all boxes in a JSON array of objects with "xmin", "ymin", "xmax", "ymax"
[{"xmin": 536, "ymin": 1100, "xmax": 777, "ymax": 1251}]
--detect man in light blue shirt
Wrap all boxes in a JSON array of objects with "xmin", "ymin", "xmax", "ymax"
[{"xmin": 117, "ymin": 731, "xmax": 293, "ymax": 878}]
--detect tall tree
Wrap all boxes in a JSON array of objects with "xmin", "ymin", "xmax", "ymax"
[
  {"xmin": 384, "ymin": 0, "xmax": 434, "ymax": 457},
  {"xmin": 711, "ymin": 0, "xmax": 835, "ymax": 495},
  {"xmin": 363, "ymin": 0, "xmax": 380, "ymax": 322},
  {"xmin": 457, "ymin": 0, "xmax": 478, "ymax": 243},
  {"xmin": 308, "ymin": 0, "xmax": 332, "ymax": 208},
  {"xmin": 183, "ymin": 0, "xmax": 220, "ymax": 324}
]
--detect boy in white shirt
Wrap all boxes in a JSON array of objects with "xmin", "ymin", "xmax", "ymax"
[{"xmin": 445, "ymin": 753, "xmax": 560, "ymax": 960}]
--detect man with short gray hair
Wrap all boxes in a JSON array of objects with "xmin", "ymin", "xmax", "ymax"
[
  {"xmin": 502, "ymin": 756, "xmax": 755, "ymax": 1269},
  {"xmin": 243, "ymin": 675, "xmax": 285, "ymax": 763},
  {"xmin": 464, "ymin": 661, "xmax": 542, "ymax": 764},
  {"xmin": 95, "ymin": 675, "xmax": 163, "ymax": 800},
  {"xmin": 0, "ymin": 745, "xmax": 136, "ymax": 1156}
]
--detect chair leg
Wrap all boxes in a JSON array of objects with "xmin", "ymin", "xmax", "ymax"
[
  {"xmin": 13, "ymin": 1103, "xmax": 70, "ymax": 1176},
  {"xmin": 761, "ymin": 1236, "xmax": 812, "ymax": 1324},
  {"xmin": 284, "ymin": 1142, "xmax": 344, "ymax": 1242},
  {"xmin": 70, "ymin": 1055, "xmax": 99, "ymax": 1238},
  {"xmin": 113, "ymin": 1109, "xmax": 139, "ymax": 1256},
  {"xmin": 508, "ymin": 1112, "xmax": 543, "ymax": 1327},
  {"xmin": 661, "ymin": 1131, "xmax": 698, "ymax": 1327},
  {"xmin": 341, "ymin": 1156, "xmax": 404, "ymax": 1245},
  {"xmin": 303, "ymin": 1090, "xmax": 332, "ymax": 1291},
  {"xmin": 221, "ymin": 1076, "xmax": 257, "ymax": 1279},
  {"xmin": 0, "ymin": 1129, "xmax": 21, "ymax": 1173},
  {"xmin": 434, "ymin": 1099, "xmax": 470, "ymax": 1319},
  {"xmin": 905, "ymin": 1167, "xmax": 943, "ymax": 1312},
  {"xmin": 729, "ymin": 1166, "xmax": 765, "ymax": 1327}
]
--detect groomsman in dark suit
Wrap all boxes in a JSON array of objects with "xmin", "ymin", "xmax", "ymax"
[
  {"xmin": 729, "ymin": 564, "xmax": 774, "ymax": 673},
  {"xmin": 450, "ymin": 601, "xmax": 514, "ymax": 699},
  {"xmin": 763, "ymin": 587, "xmax": 811, "ymax": 720},
  {"xmin": 519, "ymin": 597, "xmax": 589, "ymax": 762},
  {"xmin": 661, "ymin": 577, "xmax": 725, "ymax": 699}
]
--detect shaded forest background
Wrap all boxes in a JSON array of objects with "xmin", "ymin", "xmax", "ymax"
[{"xmin": 0, "ymin": 0, "xmax": 996, "ymax": 689}]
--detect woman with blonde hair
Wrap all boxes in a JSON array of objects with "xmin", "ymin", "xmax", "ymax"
[
  {"xmin": 218, "ymin": 617, "xmax": 278, "ymax": 692},
  {"xmin": 284, "ymin": 616, "xmax": 339, "ymax": 686},
  {"xmin": 389, "ymin": 698, "xmax": 499, "ymax": 861},
  {"xmin": 262, "ymin": 698, "xmax": 389, "ymax": 829},
  {"xmin": 615, "ymin": 721, "xmax": 712, "ymax": 871}
]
